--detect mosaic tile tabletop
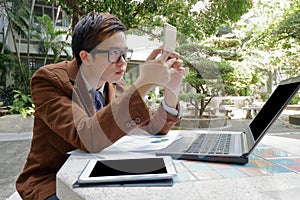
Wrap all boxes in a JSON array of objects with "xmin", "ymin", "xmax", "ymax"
[{"xmin": 173, "ymin": 144, "xmax": 300, "ymax": 183}]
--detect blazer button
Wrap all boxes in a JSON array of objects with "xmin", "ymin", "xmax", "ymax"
[
  {"xmin": 130, "ymin": 120, "xmax": 136, "ymax": 126},
  {"xmin": 135, "ymin": 117, "xmax": 141, "ymax": 124},
  {"xmin": 125, "ymin": 122, "xmax": 131, "ymax": 128}
]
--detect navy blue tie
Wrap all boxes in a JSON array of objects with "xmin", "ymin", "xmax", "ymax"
[{"xmin": 90, "ymin": 89, "xmax": 103, "ymax": 112}]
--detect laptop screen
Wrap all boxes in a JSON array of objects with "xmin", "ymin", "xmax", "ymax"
[{"xmin": 249, "ymin": 81, "xmax": 300, "ymax": 141}]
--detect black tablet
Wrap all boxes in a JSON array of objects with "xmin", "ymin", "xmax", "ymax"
[{"xmin": 77, "ymin": 156, "xmax": 177, "ymax": 184}]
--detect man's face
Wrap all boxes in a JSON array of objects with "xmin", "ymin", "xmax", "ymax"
[{"xmin": 82, "ymin": 31, "xmax": 128, "ymax": 89}]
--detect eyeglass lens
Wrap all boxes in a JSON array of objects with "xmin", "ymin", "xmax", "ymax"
[{"xmin": 109, "ymin": 49, "xmax": 132, "ymax": 63}]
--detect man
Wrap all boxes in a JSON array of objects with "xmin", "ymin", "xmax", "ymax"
[{"xmin": 16, "ymin": 12, "xmax": 184, "ymax": 200}]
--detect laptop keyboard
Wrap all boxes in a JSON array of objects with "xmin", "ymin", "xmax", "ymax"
[{"xmin": 185, "ymin": 134, "xmax": 232, "ymax": 154}]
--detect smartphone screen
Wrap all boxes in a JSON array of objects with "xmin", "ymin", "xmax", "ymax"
[
  {"xmin": 89, "ymin": 158, "xmax": 167, "ymax": 177},
  {"xmin": 163, "ymin": 23, "xmax": 177, "ymax": 52}
]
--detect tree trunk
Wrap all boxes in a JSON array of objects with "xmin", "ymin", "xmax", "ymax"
[
  {"xmin": 3, "ymin": 0, "xmax": 28, "ymax": 93},
  {"xmin": 1, "ymin": 16, "xmax": 9, "ymax": 53},
  {"xmin": 27, "ymin": 0, "xmax": 36, "ymax": 72}
]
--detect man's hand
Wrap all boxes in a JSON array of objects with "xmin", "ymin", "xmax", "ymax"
[
  {"xmin": 134, "ymin": 48, "xmax": 177, "ymax": 97},
  {"xmin": 163, "ymin": 55, "xmax": 185, "ymax": 108}
]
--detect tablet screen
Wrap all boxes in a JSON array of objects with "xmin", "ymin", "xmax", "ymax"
[{"xmin": 89, "ymin": 158, "xmax": 167, "ymax": 177}]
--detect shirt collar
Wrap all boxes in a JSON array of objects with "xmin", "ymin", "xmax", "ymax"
[{"xmin": 80, "ymin": 68, "xmax": 105, "ymax": 93}]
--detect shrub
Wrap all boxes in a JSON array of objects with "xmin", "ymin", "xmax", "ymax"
[{"xmin": 8, "ymin": 90, "xmax": 34, "ymax": 117}]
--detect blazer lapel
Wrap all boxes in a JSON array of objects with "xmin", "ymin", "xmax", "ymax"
[
  {"xmin": 66, "ymin": 59, "xmax": 128, "ymax": 116},
  {"xmin": 67, "ymin": 60, "xmax": 95, "ymax": 116},
  {"xmin": 108, "ymin": 79, "xmax": 127, "ymax": 102}
]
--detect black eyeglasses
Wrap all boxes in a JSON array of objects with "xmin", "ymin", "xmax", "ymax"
[{"xmin": 91, "ymin": 48, "xmax": 133, "ymax": 64}]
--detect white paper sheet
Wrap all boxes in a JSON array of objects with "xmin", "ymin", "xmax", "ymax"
[
  {"xmin": 68, "ymin": 130, "xmax": 182, "ymax": 156},
  {"xmin": 103, "ymin": 130, "xmax": 182, "ymax": 152}
]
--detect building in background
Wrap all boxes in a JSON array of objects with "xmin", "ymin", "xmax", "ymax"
[
  {"xmin": 0, "ymin": 1, "xmax": 161, "ymax": 89},
  {"xmin": 0, "ymin": 1, "xmax": 70, "ymax": 87}
]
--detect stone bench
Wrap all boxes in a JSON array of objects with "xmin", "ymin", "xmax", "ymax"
[
  {"xmin": 0, "ymin": 101, "xmax": 8, "ymax": 116},
  {"xmin": 214, "ymin": 105, "xmax": 236, "ymax": 119},
  {"xmin": 242, "ymin": 106, "xmax": 261, "ymax": 119},
  {"xmin": 289, "ymin": 114, "xmax": 300, "ymax": 125}
]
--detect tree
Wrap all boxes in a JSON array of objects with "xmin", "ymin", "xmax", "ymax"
[
  {"xmin": 177, "ymin": 43, "xmax": 235, "ymax": 118},
  {"xmin": 2, "ymin": 0, "xmax": 71, "ymax": 94},
  {"xmin": 263, "ymin": 0, "xmax": 300, "ymax": 79},
  {"xmin": 236, "ymin": 0, "xmax": 300, "ymax": 91},
  {"xmin": 33, "ymin": 14, "xmax": 71, "ymax": 65},
  {"xmin": 47, "ymin": 0, "xmax": 252, "ymax": 40},
  {"xmin": 270, "ymin": 0, "xmax": 300, "ymax": 42},
  {"xmin": 0, "ymin": 44, "xmax": 20, "ymax": 106},
  {"xmin": 2, "ymin": 0, "xmax": 30, "ymax": 92},
  {"xmin": 42, "ymin": 0, "xmax": 252, "ymax": 119},
  {"xmin": 27, "ymin": 0, "xmax": 36, "ymax": 69},
  {"xmin": 0, "ymin": 52, "xmax": 17, "ymax": 83}
]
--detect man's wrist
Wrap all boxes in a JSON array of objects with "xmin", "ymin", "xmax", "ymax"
[
  {"xmin": 162, "ymin": 98, "xmax": 182, "ymax": 118},
  {"xmin": 164, "ymin": 91, "xmax": 178, "ymax": 108}
]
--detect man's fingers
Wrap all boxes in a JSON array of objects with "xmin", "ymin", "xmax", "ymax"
[
  {"xmin": 166, "ymin": 57, "xmax": 177, "ymax": 66},
  {"xmin": 174, "ymin": 59, "xmax": 183, "ymax": 67},
  {"xmin": 159, "ymin": 51, "xmax": 173, "ymax": 62},
  {"xmin": 146, "ymin": 48, "xmax": 163, "ymax": 61},
  {"xmin": 168, "ymin": 52, "xmax": 180, "ymax": 60},
  {"xmin": 170, "ymin": 59, "xmax": 183, "ymax": 70}
]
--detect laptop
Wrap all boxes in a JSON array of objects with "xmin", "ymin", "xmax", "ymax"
[{"xmin": 156, "ymin": 76, "xmax": 300, "ymax": 164}]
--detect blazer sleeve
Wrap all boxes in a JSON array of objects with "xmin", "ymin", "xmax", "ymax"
[
  {"xmin": 139, "ymin": 103, "xmax": 181, "ymax": 135},
  {"xmin": 30, "ymin": 66, "xmax": 152, "ymax": 153}
]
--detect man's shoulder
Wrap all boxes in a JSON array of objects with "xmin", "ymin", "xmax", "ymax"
[
  {"xmin": 30, "ymin": 60, "xmax": 78, "ymax": 96},
  {"xmin": 37, "ymin": 60, "xmax": 70, "ymax": 73},
  {"xmin": 34, "ymin": 60, "xmax": 78, "ymax": 80}
]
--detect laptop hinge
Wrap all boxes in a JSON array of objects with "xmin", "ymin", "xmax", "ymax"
[{"xmin": 241, "ymin": 132, "xmax": 249, "ymax": 154}]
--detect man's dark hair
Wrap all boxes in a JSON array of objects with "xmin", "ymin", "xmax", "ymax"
[{"xmin": 72, "ymin": 12, "xmax": 126, "ymax": 65}]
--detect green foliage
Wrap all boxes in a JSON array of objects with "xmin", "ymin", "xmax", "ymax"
[
  {"xmin": 8, "ymin": 90, "xmax": 34, "ymax": 117},
  {"xmin": 3, "ymin": 0, "xmax": 34, "ymax": 93},
  {"xmin": 260, "ymin": 93, "xmax": 270, "ymax": 102},
  {"xmin": 0, "ymin": 52, "xmax": 31, "ymax": 93},
  {"xmin": 212, "ymin": 38, "xmax": 242, "ymax": 49},
  {"xmin": 3, "ymin": 0, "xmax": 70, "ymax": 95},
  {"xmin": 47, "ymin": 0, "xmax": 252, "ymax": 40},
  {"xmin": 177, "ymin": 42, "xmax": 237, "ymax": 117},
  {"xmin": 0, "ymin": 85, "xmax": 15, "ymax": 106},
  {"xmin": 10, "ymin": 62, "xmax": 32, "ymax": 94},
  {"xmin": 197, "ymin": 0, "xmax": 253, "ymax": 36},
  {"xmin": 147, "ymin": 91, "xmax": 156, "ymax": 99},
  {"xmin": 178, "ymin": 92, "xmax": 207, "ymax": 118},
  {"xmin": 33, "ymin": 14, "xmax": 71, "ymax": 65},
  {"xmin": 272, "ymin": 1, "xmax": 300, "ymax": 42},
  {"xmin": 290, "ymin": 95, "xmax": 300, "ymax": 105},
  {"xmin": 0, "ymin": 53, "xmax": 18, "ymax": 81},
  {"xmin": 240, "ymin": 0, "xmax": 300, "ymax": 81},
  {"xmin": 6, "ymin": 0, "xmax": 30, "ymax": 38}
]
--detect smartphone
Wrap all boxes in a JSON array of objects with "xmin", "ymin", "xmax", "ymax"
[
  {"xmin": 77, "ymin": 156, "xmax": 177, "ymax": 184},
  {"xmin": 163, "ymin": 23, "xmax": 177, "ymax": 52}
]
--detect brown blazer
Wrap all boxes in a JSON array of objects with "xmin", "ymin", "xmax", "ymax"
[{"xmin": 16, "ymin": 59, "xmax": 180, "ymax": 200}]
